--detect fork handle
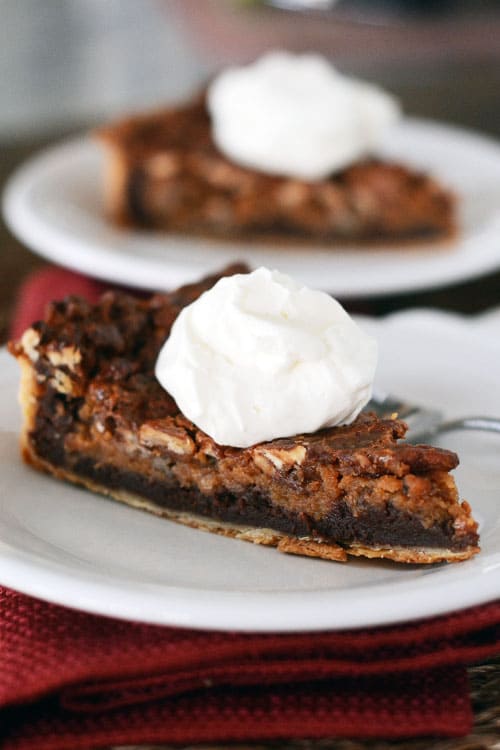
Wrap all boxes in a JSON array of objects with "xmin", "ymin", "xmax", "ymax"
[{"xmin": 438, "ymin": 416, "xmax": 500, "ymax": 435}]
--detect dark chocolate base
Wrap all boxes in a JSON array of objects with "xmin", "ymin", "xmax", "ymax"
[{"xmin": 31, "ymin": 427, "xmax": 477, "ymax": 554}]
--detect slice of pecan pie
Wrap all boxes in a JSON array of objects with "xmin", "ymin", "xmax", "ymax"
[
  {"xmin": 97, "ymin": 98, "xmax": 455, "ymax": 244},
  {"xmin": 9, "ymin": 267, "xmax": 478, "ymax": 564}
]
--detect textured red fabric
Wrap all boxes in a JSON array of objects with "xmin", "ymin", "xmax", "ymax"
[
  {"xmin": 9, "ymin": 267, "xmax": 108, "ymax": 341},
  {"xmin": 2, "ymin": 587, "xmax": 500, "ymax": 749},
  {"xmin": 4, "ymin": 267, "xmax": 500, "ymax": 748}
]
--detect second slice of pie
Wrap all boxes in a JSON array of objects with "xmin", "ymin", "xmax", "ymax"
[{"xmin": 97, "ymin": 52, "xmax": 455, "ymax": 246}]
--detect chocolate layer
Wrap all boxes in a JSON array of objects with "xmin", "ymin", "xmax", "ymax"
[
  {"xmin": 33, "ymin": 425, "xmax": 476, "ymax": 553},
  {"xmin": 30, "ymin": 381, "xmax": 478, "ymax": 554}
]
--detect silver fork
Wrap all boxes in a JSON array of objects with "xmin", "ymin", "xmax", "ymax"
[{"xmin": 368, "ymin": 391, "xmax": 500, "ymax": 444}]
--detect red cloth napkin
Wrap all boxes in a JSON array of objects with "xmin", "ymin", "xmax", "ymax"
[
  {"xmin": 4, "ymin": 266, "xmax": 500, "ymax": 749},
  {"xmin": 2, "ymin": 587, "xmax": 500, "ymax": 749},
  {"xmin": 9, "ymin": 267, "xmax": 114, "ymax": 341}
]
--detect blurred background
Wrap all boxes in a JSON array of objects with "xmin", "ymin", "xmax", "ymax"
[
  {"xmin": 2, "ymin": 0, "xmax": 500, "ymax": 340},
  {"xmin": 3, "ymin": 0, "xmax": 500, "ymax": 138}
]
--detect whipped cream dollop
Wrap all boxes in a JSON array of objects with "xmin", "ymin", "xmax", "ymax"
[
  {"xmin": 207, "ymin": 51, "xmax": 400, "ymax": 181},
  {"xmin": 155, "ymin": 268, "xmax": 377, "ymax": 448}
]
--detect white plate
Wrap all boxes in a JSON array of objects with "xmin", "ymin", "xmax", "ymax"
[
  {"xmin": 4, "ymin": 119, "xmax": 500, "ymax": 297},
  {"xmin": 1, "ymin": 309, "xmax": 500, "ymax": 631}
]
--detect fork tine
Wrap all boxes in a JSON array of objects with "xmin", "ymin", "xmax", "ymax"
[{"xmin": 368, "ymin": 394, "xmax": 500, "ymax": 444}]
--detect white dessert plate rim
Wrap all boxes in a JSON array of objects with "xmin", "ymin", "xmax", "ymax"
[{"xmin": 1, "ymin": 307, "xmax": 500, "ymax": 631}]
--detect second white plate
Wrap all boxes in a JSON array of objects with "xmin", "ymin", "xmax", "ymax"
[{"xmin": 4, "ymin": 118, "xmax": 500, "ymax": 297}]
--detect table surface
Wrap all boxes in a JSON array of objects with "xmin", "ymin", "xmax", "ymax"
[{"xmin": 1, "ymin": 88, "xmax": 500, "ymax": 747}]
